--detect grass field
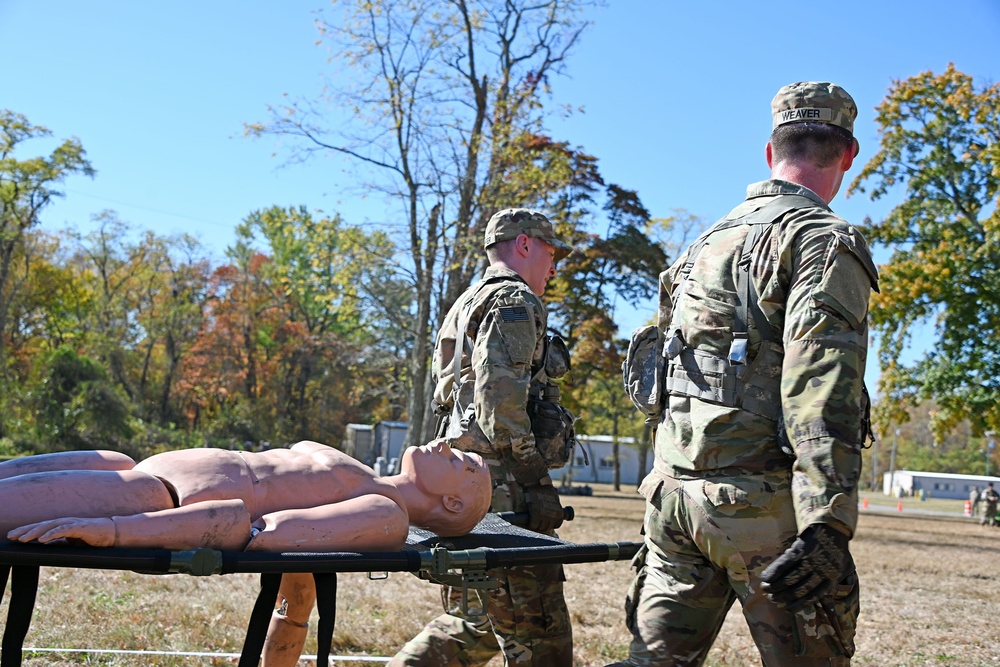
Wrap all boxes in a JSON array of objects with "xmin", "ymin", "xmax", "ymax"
[{"xmin": 5, "ymin": 485, "xmax": 1000, "ymax": 666}]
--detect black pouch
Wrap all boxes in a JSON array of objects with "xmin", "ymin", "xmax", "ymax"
[{"xmin": 528, "ymin": 396, "xmax": 579, "ymax": 469}]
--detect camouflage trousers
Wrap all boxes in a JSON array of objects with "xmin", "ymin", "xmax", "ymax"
[
  {"xmin": 390, "ymin": 460, "xmax": 573, "ymax": 667},
  {"xmin": 981, "ymin": 501, "xmax": 998, "ymax": 526},
  {"xmin": 607, "ymin": 469, "xmax": 859, "ymax": 667}
]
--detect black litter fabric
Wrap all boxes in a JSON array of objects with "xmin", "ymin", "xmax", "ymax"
[{"xmin": 406, "ymin": 512, "xmax": 567, "ymax": 550}]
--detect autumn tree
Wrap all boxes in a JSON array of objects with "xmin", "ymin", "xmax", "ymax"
[
  {"xmin": 848, "ymin": 65, "xmax": 1000, "ymax": 441},
  {"xmin": 237, "ymin": 205, "xmax": 405, "ymax": 439},
  {"xmin": 30, "ymin": 345, "xmax": 134, "ymax": 454},
  {"xmin": 247, "ymin": 0, "xmax": 597, "ymax": 445},
  {"xmin": 2, "ymin": 231, "xmax": 77, "ymax": 368},
  {"xmin": 129, "ymin": 232, "xmax": 210, "ymax": 425},
  {"xmin": 175, "ymin": 237, "xmax": 282, "ymax": 442},
  {"xmin": 174, "ymin": 206, "xmax": 407, "ymax": 446},
  {"xmin": 0, "ymin": 110, "xmax": 94, "ymax": 434},
  {"xmin": 0, "ymin": 230, "xmax": 85, "ymax": 443},
  {"xmin": 70, "ymin": 212, "xmax": 155, "ymax": 400}
]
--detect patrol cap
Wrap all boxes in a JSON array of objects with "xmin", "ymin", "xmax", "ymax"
[
  {"xmin": 771, "ymin": 81, "xmax": 857, "ymax": 135},
  {"xmin": 483, "ymin": 208, "xmax": 572, "ymax": 261}
]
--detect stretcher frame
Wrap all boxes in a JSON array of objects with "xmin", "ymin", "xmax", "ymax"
[{"xmin": 0, "ymin": 513, "xmax": 640, "ymax": 667}]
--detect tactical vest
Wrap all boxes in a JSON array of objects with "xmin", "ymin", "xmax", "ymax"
[
  {"xmin": 444, "ymin": 274, "xmax": 578, "ymax": 468},
  {"xmin": 661, "ymin": 194, "xmax": 816, "ymax": 422}
]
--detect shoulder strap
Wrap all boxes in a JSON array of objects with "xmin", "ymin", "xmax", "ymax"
[
  {"xmin": 669, "ymin": 194, "xmax": 815, "ymax": 364},
  {"xmin": 730, "ymin": 195, "xmax": 816, "ymax": 363}
]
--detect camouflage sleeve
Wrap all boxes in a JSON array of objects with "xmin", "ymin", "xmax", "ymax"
[
  {"xmin": 431, "ymin": 299, "xmax": 463, "ymax": 408},
  {"xmin": 780, "ymin": 219, "xmax": 879, "ymax": 539},
  {"xmin": 472, "ymin": 286, "xmax": 548, "ymax": 476}
]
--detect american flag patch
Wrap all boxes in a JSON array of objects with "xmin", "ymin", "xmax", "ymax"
[{"xmin": 499, "ymin": 306, "xmax": 529, "ymax": 322}]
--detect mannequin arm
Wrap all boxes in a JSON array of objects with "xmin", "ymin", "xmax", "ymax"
[
  {"xmin": 287, "ymin": 440, "xmax": 333, "ymax": 454},
  {"xmin": 246, "ymin": 494, "xmax": 409, "ymax": 553},
  {"xmin": 7, "ymin": 499, "xmax": 252, "ymax": 551}
]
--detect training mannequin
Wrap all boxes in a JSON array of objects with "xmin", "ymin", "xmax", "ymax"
[
  {"xmin": 1, "ymin": 440, "xmax": 492, "ymax": 667},
  {"xmin": 1, "ymin": 439, "xmax": 492, "ymax": 551}
]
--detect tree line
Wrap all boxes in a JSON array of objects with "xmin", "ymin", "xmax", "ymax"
[{"xmin": 0, "ymin": 106, "xmax": 693, "ymax": 467}]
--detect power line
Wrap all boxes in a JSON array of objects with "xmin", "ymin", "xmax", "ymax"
[{"xmin": 64, "ymin": 188, "xmax": 234, "ymax": 229}]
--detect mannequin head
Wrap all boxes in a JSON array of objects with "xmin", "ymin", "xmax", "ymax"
[{"xmin": 399, "ymin": 440, "xmax": 492, "ymax": 536}]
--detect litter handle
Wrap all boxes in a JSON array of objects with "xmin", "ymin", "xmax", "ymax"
[{"xmin": 498, "ymin": 506, "xmax": 575, "ymax": 527}]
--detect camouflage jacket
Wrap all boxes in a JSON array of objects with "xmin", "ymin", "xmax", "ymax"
[
  {"xmin": 655, "ymin": 179, "xmax": 879, "ymax": 537},
  {"xmin": 433, "ymin": 265, "xmax": 549, "ymax": 478}
]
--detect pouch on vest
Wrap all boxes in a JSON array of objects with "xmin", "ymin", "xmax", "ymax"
[
  {"xmin": 622, "ymin": 324, "xmax": 667, "ymax": 424},
  {"xmin": 543, "ymin": 333, "xmax": 571, "ymax": 379},
  {"xmin": 528, "ymin": 383, "xmax": 580, "ymax": 469}
]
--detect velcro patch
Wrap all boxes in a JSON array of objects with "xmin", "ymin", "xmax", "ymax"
[{"xmin": 499, "ymin": 306, "xmax": 529, "ymax": 322}]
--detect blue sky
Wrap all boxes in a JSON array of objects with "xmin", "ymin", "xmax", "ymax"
[{"xmin": 3, "ymin": 0, "xmax": 999, "ymax": 393}]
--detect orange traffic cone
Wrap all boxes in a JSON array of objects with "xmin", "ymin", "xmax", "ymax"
[
  {"xmin": 965, "ymin": 500, "xmax": 973, "ymax": 516},
  {"xmin": 862, "ymin": 498, "xmax": 869, "ymax": 510},
  {"xmin": 897, "ymin": 501, "xmax": 903, "ymax": 512}
]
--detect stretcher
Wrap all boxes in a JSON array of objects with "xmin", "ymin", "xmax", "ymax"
[{"xmin": 0, "ymin": 512, "xmax": 640, "ymax": 667}]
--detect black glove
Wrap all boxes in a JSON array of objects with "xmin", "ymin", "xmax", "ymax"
[
  {"xmin": 760, "ymin": 523, "xmax": 850, "ymax": 611},
  {"xmin": 524, "ymin": 482, "xmax": 564, "ymax": 533}
]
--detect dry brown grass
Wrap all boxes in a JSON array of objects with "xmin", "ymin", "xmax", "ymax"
[{"xmin": 5, "ymin": 486, "xmax": 1000, "ymax": 665}]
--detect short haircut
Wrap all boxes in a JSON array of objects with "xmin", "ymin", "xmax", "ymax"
[
  {"xmin": 485, "ymin": 237, "xmax": 518, "ymax": 264},
  {"xmin": 770, "ymin": 122, "xmax": 855, "ymax": 169}
]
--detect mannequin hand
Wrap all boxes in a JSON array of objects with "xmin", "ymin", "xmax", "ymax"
[
  {"xmin": 524, "ymin": 483, "xmax": 564, "ymax": 533},
  {"xmin": 7, "ymin": 517, "xmax": 116, "ymax": 547},
  {"xmin": 760, "ymin": 523, "xmax": 849, "ymax": 611}
]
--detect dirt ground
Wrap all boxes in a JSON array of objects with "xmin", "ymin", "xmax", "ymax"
[{"xmin": 5, "ymin": 486, "xmax": 1000, "ymax": 666}]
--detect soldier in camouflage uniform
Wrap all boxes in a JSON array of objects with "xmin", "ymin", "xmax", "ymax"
[
  {"xmin": 981, "ymin": 482, "xmax": 999, "ymax": 527},
  {"xmin": 610, "ymin": 82, "xmax": 879, "ymax": 666},
  {"xmin": 390, "ymin": 209, "xmax": 574, "ymax": 666}
]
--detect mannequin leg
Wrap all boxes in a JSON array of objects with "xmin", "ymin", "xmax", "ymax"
[
  {"xmin": 0, "ymin": 450, "xmax": 136, "ymax": 481},
  {"xmin": 263, "ymin": 573, "xmax": 317, "ymax": 667},
  {"xmin": 0, "ymin": 469, "xmax": 171, "ymax": 538}
]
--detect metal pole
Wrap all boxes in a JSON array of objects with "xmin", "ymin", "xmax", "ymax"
[
  {"xmin": 871, "ymin": 432, "xmax": 879, "ymax": 491},
  {"xmin": 887, "ymin": 428, "xmax": 900, "ymax": 496},
  {"xmin": 986, "ymin": 431, "xmax": 996, "ymax": 477}
]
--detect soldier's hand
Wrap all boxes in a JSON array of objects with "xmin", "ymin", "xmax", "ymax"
[
  {"xmin": 760, "ymin": 523, "xmax": 850, "ymax": 611},
  {"xmin": 524, "ymin": 482, "xmax": 564, "ymax": 533}
]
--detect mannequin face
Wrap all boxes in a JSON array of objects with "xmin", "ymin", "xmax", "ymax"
[
  {"xmin": 401, "ymin": 440, "xmax": 492, "ymax": 536},
  {"xmin": 402, "ymin": 440, "xmax": 489, "ymax": 496}
]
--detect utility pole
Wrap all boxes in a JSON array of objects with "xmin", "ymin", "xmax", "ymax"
[
  {"xmin": 871, "ymin": 431, "xmax": 879, "ymax": 491},
  {"xmin": 986, "ymin": 431, "xmax": 996, "ymax": 477},
  {"xmin": 888, "ymin": 428, "xmax": 900, "ymax": 497}
]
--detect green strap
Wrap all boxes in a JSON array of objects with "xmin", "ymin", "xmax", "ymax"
[
  {"xmin": 1, "ymin": 566, "xmax": 39, "ymax": 667},
  {"xmin": 676, "ymin": 195, "xmax": 813, "ymax": 364}
]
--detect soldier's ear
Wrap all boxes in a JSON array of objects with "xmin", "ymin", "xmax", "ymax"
[
  {"xmin": 842, "ymin": 138, "xmax": 859, "ymax": 170},
  {"xmin": 515, "ymin": 233, "xmax": 532, "ymax": 257}
]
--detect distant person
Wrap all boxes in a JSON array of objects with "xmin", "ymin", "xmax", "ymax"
[
  {"xmin": 981, "ymin": 482, "xmax": 999, "ymax": 527},
  {"xmin": 611, "ymin": 82, "xmax": 876, "ymax": 666},
  {"xmin": 970, "ymin": 485, "xmax": 981, "ymax": 517}
]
